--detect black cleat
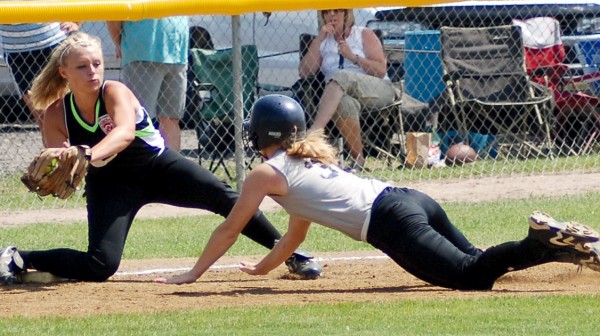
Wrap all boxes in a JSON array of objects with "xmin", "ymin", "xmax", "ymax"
[
  {"xmin": 0, "ymin": 246, "xmax": 25, "ymax": 285},
  {"xmin": 528, "ymin": 211, "xmax": 599, "ymax": 251},
  {"xmin": 285, "ymin": 253, "xmax": 323, "ymax": 280},
  {"xmin": 553, "ymin": 242, "xmax": 600, "ymax": 273},
  {"xmin": 578, "ymin": 242, "xmax": 600, "ymax": 272}
]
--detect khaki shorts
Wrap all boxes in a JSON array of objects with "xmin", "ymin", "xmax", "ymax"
[
  {"xmin": 122, "ymin": 61, "xmax": 187, "ymax": 119},
  {"xmin": 328, "ymin": 70, "xmax": 396, "ymax": 120}
]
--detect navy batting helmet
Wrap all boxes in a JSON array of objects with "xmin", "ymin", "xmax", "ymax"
[{"xmin": 246, "ymin": 94, "xmax": 306, "ymax": 151}]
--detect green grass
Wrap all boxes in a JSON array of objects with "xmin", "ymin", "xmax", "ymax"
[
  {"xmin": 0, "ymin": 172, "xmax": 87, "ymax": 212},
  {"xmin": 3, "ymin": 192, "xmax": 598, "ymax": 258},
  {"xmin": 1, "ymin": 193, "xmax": 599, "ymax": 335},
  {"xmin": 2, "ymin": 296, "xmax": 600, "ymax": 335}
]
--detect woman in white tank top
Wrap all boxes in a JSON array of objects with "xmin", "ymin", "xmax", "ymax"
[{"xmin": 298, "ymin": 9, "xmax": 396, "ymax": 171}]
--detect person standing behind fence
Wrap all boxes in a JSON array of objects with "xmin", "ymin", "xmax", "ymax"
[
  {"xmin": 298, "ymin": 9, "xmax": 396, "ymax": 171},
  {"xmin": 107, "ymin": 17, "xmax": 188, "ymax": 151},
  {"xmin": 0, "ymin": 20, "xmax": 80, "ymax": 141}
]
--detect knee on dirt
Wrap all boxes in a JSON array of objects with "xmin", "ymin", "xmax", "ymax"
[{"xmin": 86, "ymin": 253, "xmax": 120, "ymax": 282}]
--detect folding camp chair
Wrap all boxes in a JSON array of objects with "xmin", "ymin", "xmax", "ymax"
[
  {"xmin": 183, "ymin": 26, "xmax": 215, "ymax": 131},
  {"xmin": 514, "ymin": 17, "xmax": 600, "ymax": 156},
  {"xmin": 189, "ymin": 45, "xmax": 259, "ymax": 179},
  {"xmin": 292, "ymin": 32, "xmax": 407, "ymax": 166},
  {"xmin": 440, "ymin": 25, "xmax": 555, "ymax": 159}
]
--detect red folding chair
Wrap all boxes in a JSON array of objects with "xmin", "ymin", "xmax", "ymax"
[{"xmin": 514, "ymin": 17, "xmax": 600, "ymax": 155}]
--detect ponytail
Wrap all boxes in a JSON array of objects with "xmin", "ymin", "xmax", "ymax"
[{"xmin": 286, "ymin": 130, "xmax": 339, "ymax": 165}]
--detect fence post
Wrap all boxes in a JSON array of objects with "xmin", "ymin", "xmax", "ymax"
[{"xmin": 231, "ymin": 15, "xmax": 245, "ymax": 189}]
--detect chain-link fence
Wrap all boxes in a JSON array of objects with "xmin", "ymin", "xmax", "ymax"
[{"xmin": 2, "ymin": 4, "xmax": 600, "ymax": 211}]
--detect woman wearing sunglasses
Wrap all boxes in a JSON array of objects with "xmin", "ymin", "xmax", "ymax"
[{"xmin": 298, "ymin": 9, "xmax": 396, "ymax": 171}]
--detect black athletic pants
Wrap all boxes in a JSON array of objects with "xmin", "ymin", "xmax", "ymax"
[
  {"xmin": 367, "ymin": 187, "xmax": 554, "ymax": 290},
  {"xmin": 21, "ymin": 149, "xmax": 281, "ymax": 281}
]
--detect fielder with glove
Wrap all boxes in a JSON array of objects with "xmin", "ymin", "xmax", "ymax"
[{"xmin": 0, "ymin": 32, "xmax": 323, "ymax": 285}]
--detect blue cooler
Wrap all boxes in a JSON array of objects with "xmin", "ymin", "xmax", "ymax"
[
  {"xmin": 575, "ymin": 39, "xmax": 600, "ymax": 95},
  {"xmin": 403, "ymin": 30, "xmax": 445, "ymax": 103}
]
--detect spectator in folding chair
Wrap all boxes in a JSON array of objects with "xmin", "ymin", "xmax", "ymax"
[
  {"xmin": 298, "ymin": 9, "xmax": 396, "ymax": 171},
  {"xmin": 107, "ymin": 17, "xmax": 188, "ymax": 151},
  {"xmin": 0, "ymin": 20, "xmax": 81, "ymax": 143}
]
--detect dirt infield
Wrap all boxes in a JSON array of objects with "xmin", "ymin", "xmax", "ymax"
[
  {"xmin": 2, "ymin": 172, "xmax": 600, "ymax": 317},
  {"xmin": 3, "ymin": 252, "xmax": 600, "ymax": 318}
]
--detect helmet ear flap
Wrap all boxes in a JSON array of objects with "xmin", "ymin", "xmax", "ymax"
[
  {"xmin": 242, "ymin": 120, "xmax": 254, "ymax": 151},
  {"xmin": 243, "ymin": 119, "xmax": 262, "ymax": 154}
]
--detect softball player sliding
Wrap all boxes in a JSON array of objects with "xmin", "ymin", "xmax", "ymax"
[{"xmin": 158, "ymin": 94, "xmax": 600, "ymax": 289}]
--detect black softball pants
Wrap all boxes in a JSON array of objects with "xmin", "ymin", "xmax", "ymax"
[
  {"xmin": 22, "ymin": 149, "xmax": 282, "ymax": 281},
  {"xmin": 367, "ymin": 187, "xmax": 554, "ymax": 290}
]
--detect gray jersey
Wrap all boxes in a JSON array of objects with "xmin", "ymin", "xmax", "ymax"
[{"xmin": 266, "ymin": 151, "xmax": 390, "ymax": 241}]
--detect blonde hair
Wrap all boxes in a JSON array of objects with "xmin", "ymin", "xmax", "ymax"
[
  {"xmin": 285, "ymin": 130, "xmax": 339, "ymax": 165},
  {"xmin": 319, "ymin": 9, "xmax": 356, "ymax": 33},
  {"xmin": 29, "ymin": 32, "xmax": 102, "ymax": 110}
]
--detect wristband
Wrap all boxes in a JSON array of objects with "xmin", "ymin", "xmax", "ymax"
[
  {"xmin": 79, "ymin": 145, "xmax": 92, "ymax": 161},
  {"xmin": 353, "ymin": 55, "xmax": 360, "ymax": 65}
]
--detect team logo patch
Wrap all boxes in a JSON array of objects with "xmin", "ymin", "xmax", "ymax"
[{"xmin": 98, "ymin": 115, "xmax": 115, "ymax": 134}]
